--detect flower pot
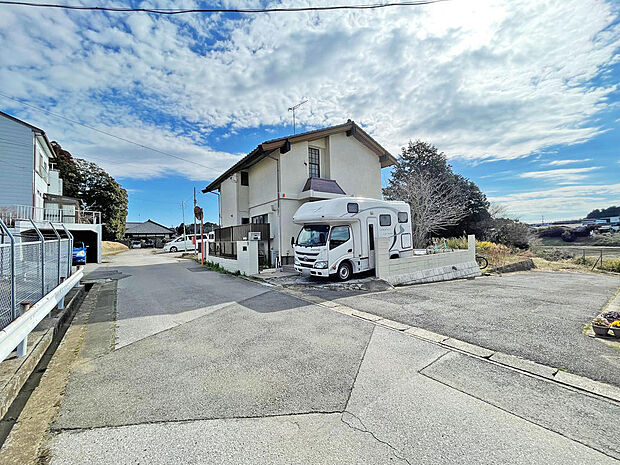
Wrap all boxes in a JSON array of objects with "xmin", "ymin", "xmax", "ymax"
[
  {"xmin": 611, "ymin": 327, "xmax": 620, "ymax": 338},
  {"xmin": 592, "ymin": 325, "xmax": 609, "ymax": 336}
]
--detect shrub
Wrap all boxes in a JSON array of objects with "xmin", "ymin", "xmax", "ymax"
[
  {"xmin": 536, "ymin": 226, "xmax": 565, "ymax": 238},
  {"xmin": 491, "ymin": 220, "xmax": 532, "ymax": 249},
  {"xmin": 561, "ymin": 230, "xmax": 576, "ymax": 242},
  {"xmin": 534, "ymin": 248, "xmax": 575, "ymax": 261},
  {"xmin": 446, "ymin": 237, "xmax": 468, "ymax": 249},
  {"xmin": 600, "ymin": 259, "xmax": 620, "ymax": 273}
]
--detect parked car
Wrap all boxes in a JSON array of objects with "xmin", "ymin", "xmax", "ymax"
[
  {"xmin": 72, "ymin": 242, "xmax": 88, "ymax": 265},
  {"xmin": 163, "ymin": 234, "xmax": 211, "ymax": 253},
  {"xmin": 131, "ymin": 240, "xmax": 142, "ymax": 249},
  {"xmin": 143, "ymin": 238, "xmax": 154, "ymax": 248}
]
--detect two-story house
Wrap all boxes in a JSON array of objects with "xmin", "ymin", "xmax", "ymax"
[
  {"xmin": 0, "ymin": 111, "xmax": 102, "ymax": 262},
  {"xmin": 0, "ymin": 110, "xmax": 84, "ymax": 222},
  {"xmin": 202, "ymin": 120, "xmax": 396, "ymax": 266}
]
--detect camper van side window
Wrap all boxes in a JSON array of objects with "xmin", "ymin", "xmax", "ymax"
[
  {"xmin": 379, "ymin": 214, "xmax": 391, "ymax": 226},
  {"xmin": 347, "ymin": 203, "xmax": 359, "ymax": 213},
  {"xmin": 398, "ymin": 212, "xmax": 408, "ymax": 223}
]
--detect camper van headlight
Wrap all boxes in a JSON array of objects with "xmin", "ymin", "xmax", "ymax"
[{"xmin": 314, "ymin": 261, "xmax": 328, "ymax": 269}]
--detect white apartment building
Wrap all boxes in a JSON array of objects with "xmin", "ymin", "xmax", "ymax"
[
  {"xmin": 0, "ymin": 111, "xmax": 102, "ymax": 262},
  {"xmin": 203, "ymin": 120, "xmax": 396, "ymax": 266}
]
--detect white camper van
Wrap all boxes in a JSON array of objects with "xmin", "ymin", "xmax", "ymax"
[{"xmin": 292, "ymin": 197, "xmax": 413, "ymax": 281}]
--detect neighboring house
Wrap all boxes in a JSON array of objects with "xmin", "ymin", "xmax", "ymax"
[
  {"xmin": 0, "ymin": 111, "xmax": 103, "ymax": 262},
  {"xmin": 202, "ymin": 120, "xmax": 397, "ymax": 266},
  {"xmin": 0, "ymin": 111, "xmax": 69, "ymax": 215},
  {"xmin": 124, "ymin": 220, "xmax": 175, "ymax": 245}
]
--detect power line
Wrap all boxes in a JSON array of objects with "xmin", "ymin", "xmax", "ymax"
[
  {"xmin": 0, "ymin": 0, "xmax": 451, "ymax": 15},
  {"xmin": 0, "ymin": 92, "xmax": 222, "ymax": 172}
]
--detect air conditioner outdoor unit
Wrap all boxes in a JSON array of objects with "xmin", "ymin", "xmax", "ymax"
[{"xmin": 248, "ymin": 232, "xmax": 261, "ymax": 241}]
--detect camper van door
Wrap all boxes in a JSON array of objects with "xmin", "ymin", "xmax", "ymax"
[{"xmin": 367, "ymin": 217, "xmax": 377, "ymax": 269}]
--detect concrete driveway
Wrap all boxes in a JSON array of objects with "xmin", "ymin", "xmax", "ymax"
[
  {"xmin": 34, "ymin": 251, "xmax": 620, "ymax": 463},
  {"xmin": 304, "ymin": 271, "xmax": 620, "ymax": 386}
]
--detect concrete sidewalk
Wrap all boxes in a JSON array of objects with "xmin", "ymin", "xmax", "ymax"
[{"xmin": 4, "ymin": 251, "xmax": 619, "ymax": 464}]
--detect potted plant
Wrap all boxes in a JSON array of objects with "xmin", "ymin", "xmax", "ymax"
[
  {"xmin": 591, "ymin": 317, "xmax": 610, "ymax": 336},
  {"xmin": 610, "ymin": 320, "xmax": 620, "ymax": 338}
]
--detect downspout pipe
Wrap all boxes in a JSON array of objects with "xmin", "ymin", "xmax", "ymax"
[{"xmin": 266, "ymin": 151, "xmax": 281, "ymax": 268}]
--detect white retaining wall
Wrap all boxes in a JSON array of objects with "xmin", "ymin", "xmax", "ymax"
[
  {"xmin": 206, "ymin": 240, "xmax": 259, "ymax": 276},
  {"xmin": 375, "ymin": 235, "xmax": 481, "ymax": 285}
]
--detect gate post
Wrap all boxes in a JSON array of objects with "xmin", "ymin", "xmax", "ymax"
[
  {"xmin": 29, "ymin": 220, "xmax": 45, "ymax": 296},
  {"xmin": 0, "ymin": 219, "xmax": 16, "ymax": 321},
  {"xmin": 49, "ymin": 222, "xmax": 62, "ymax": 286},
  {"xmin": 61, "ymin": 224, "xmax": 73, "ymax": 278}
]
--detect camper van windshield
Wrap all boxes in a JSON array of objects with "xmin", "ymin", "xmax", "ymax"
[{"xmin": 297, "ymin": 225, "xmax": 329, "ymax": 247}]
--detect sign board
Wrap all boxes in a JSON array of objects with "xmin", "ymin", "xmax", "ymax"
[
  {"xmin": 248, "ymin": 231, "xmax": 261, "ymax": 241},
  {"xmin": 194, "ymin": 206, "xmax": 203, "ymax": 221}
]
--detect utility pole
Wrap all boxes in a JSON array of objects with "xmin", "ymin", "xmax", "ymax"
[
  {"xmin": 181, "ymin": 201, "xmax": 187, "ymax": 253},
  {"xmin": 193, "ymin": 187, "xmax": 198, "ymax": 255},
  {"xmin": 288, "ymin": 99, "xmax": 308, "ymax": 134}
]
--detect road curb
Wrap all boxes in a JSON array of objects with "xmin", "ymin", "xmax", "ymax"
[{"xmin": 278, "ymin": 286, "xmax": 620, "ymax": 404}]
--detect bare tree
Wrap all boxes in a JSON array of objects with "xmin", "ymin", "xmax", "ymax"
[
  {"xmin": 488, "ymin": 202, "xmax": 508, "ymax": 219},
  {"xmin": 392, "ymin": 171, "xmax": 468, "ymax": 248}
]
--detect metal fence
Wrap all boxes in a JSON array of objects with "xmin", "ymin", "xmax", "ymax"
[
  {"xmin": 0, "ymin": 204, "xmax": 101, "ymax": 225},
  {"xmin": 0, "ymin": 219, "xmax": 73, "ymax": 330}
]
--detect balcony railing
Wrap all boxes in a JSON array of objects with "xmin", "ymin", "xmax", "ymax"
[{"xmin": 0, "ymin": 205, "xmax": 101, "ymax": 226}]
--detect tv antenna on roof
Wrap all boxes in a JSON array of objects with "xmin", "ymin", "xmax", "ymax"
[{"xmin": 288, "ymin": 99, "xmax": 308, "ymax": 134}]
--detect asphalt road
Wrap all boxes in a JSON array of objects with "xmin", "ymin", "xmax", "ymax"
[
  {"xmin": 46, "ymin": 250, "xmax": 620, "ymax": 463},
  {"xmin": 307, "ymin": 271, "xmax": 620, "ymax": 386}
]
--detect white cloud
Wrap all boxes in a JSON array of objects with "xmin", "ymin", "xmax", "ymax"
[
  {"xmin": 519, "ymin": 166, "xmax": 600, "ymax": 183},
  {"xmin": 0, "ymin": 0, "xmax": 618, "ymax": 178},
  {"xmin": 488, "ymin": 184, "xmax": 620, "ymax": 221},
  {"xmin": 544, "ymin": 158, "xmax": 593, "ymax": 166}
]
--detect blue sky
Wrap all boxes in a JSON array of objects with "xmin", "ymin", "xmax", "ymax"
[{"xmin": 1, "ymin": 0, "xmax": 619, "ymax": 228}]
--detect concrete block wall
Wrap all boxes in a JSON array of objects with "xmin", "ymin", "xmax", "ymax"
[
  {"xmin": 375, "ymin": 235, "xmax": 481, "ymax": 285},
  {"xmin": 206, "ymin": 240, "xmax": 259, "ymax": 276}
]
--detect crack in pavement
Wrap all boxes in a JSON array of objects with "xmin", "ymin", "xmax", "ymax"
[
  {"xmin": 340, "ymin": 411, "xmax": 411, "ymax": 465},
  {"xmin": 343, "ymin": 326, "xmax": 375, "ymax": 412},
  {"xmin": 50, "ymin": 409, "xmax": 345, "ymax": 433}
]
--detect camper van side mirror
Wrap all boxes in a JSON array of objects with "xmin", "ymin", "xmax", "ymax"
[{"xmin": 291, "ymin": 236, "xmax": 295, "ymax": 247}]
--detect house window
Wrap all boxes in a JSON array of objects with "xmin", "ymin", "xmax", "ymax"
[
  {"xmin": 241, "ymin": 217, "xmax": 249, "ymax": 224},
  {"xmin": 240, "ymin": 171, "xmax": 249, "ymax": 186},
  {"xmin": 398, "ymin": 212, "xmax": 408, "ymax": 223},
  {"xmin": 347, "ymin": 203, "xmax": 359, "ymax": 213},
  {"xmin": 251, "ymin": 213, "xmax": 268, "ymax": 224},
  {"xmin": 379, "ymin": 214, "xmax": 391, "ymax": 226},
  {"xmin": 308, "ymin": 147, "xmax": 320, "ymax": 178}
]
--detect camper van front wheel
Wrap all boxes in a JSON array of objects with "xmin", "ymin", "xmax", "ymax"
[{"xmin": 337, "ymin": 262, "xmax": 352, "ymax": 281}]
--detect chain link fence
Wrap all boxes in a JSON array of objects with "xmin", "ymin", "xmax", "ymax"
[{"xmin": 0, "ymin": 220, "xmax": 73, "ymax": 331}]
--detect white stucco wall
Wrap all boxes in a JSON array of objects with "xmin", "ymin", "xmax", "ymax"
[
  {"xmin": 280, "ymin": 141, "xmax": 310, "ymax": 196},
  {"xmin": 328, "ymin": 133, "xmax": 382, "ymax": 198},
  {"xmin": 220, "ymin": 176, "xmax": 239, "ymax": 227},
  {"xmin": 248, "ymin": 156, "xmax": 277, "ymax": 209},
  {"xmin": 206, "ymin": 240, "xmax": 258, "ymax": 275}
]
